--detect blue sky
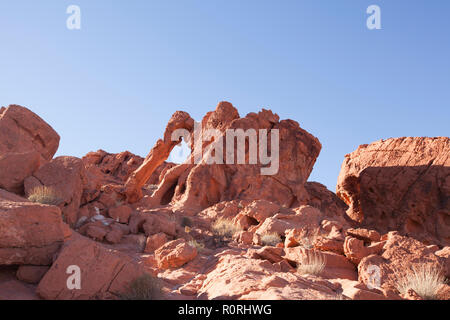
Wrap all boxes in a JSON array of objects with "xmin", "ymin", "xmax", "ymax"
[{"xmin": 1, "ymin": 1, "xmax": 449, "ymax": 191}]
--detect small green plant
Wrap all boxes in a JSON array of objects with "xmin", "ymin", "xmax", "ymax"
[
  {"xmin": 188, "ymin": 239, "xmax": 205, "ymax": 252},
  {"xmin": 297, "ymin": 251, "xmax": 326, "ymax": 276},
  {"xmin": 120, "ymin": 274, "xmax": 162, "ymax": 300},
  {"xmin": 211, "ymin": 218, "xmax": 242, "ymax": 239},
  {"xmin": 396, "ymin": 265, "xmax": 446, "ymax": 300},
  {"xmin": 28, "ymin": 186, "xmax": 62, "ymax": 205},
  {"xmin": 260, "ymin": 232, "xmax": 282, "ymax": 246}
]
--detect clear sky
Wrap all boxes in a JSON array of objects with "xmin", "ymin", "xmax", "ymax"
[{"xmin": 1, "ymin": 1, "xmax": 449, "ymax": 191}]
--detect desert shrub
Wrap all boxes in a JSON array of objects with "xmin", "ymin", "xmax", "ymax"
[
  {"xmin": 297, "ymin": 251, "xmax": 326, "ymax": 276},
  {"xmin": 120, "ymin": 274, "xmax": 162, "ymax": 300},
  {"xmin": 396, "ymin": 265, "xmax": 446, "ymax": 300},
  {"xmin": 188, "ymin": 239, "xmax": 205, "ymax": 252},
  {"xmin": 211, "ymin": 218, "xmax": 241, "ymax": 239},
  {"xmin": 28, "ymin": 186, "xmax": 61, "ymax": 205},
  {"xmin": 260, "ymin": 232, "xmax": 282, "ymax": 246},
  {"xmin": 297, "ymin": 229, "xmax": 320, "ymax": 249}
]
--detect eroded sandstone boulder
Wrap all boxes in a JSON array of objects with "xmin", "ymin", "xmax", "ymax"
[
  {"xmin": 195, "ymin": 250, "xmax": 342, "ymax": 300},
  {"xmin": 0, "ymin": 193, "xmax": 65, "ymax": 265},
  {"xmin": 337, "ymin": 137, "xmax": 450, "ymax": 246},
  {"xmin": 37, "ymin": 234, "xmax": 151, "ymax": 300},
  {"xmin": 16, "ymin": 265, "xmax": 49, "ymax": 284},
  {"xmin": 0, "ymin": 105, "xmax": 60, "ymax": 194},
  {"xmin": 24, "ymin": 156, "xmax": 87, "ymax": 227},
  {"xmin": 155, "ymin": 239, "xmax": 197, "ymax": 269}
]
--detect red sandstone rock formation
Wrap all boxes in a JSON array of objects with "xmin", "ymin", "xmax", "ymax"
[
  {"xmin": 124, "ymin": 111, "xmax": 195, "ymax": 203},
  {"xmin": 36, "ymin": 233, "xmax": 151, "ymax": 300},
  {"xmin": 24, "ymin": 156, "xmax": 87, "ymax": 227},
  {"xmin": 0, "ymin": 103, "xmax": 448, "ymax": 301},
  {"xmin": 126, "ymin": 102, "xmax": 321, "ymax": 214},
  {"xmin": 0, "ymin": 190, "xmax": 65, "ymax": 265},
  {"xmin": 0, "ymin": 105, "xmax": 59, "ymax": 194},
  {"xmin": 337, "ymin": 137, "xmax": 450, "ymax": 246}
]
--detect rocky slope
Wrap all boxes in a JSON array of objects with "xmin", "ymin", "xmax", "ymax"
[{"xmin": 0, "ymin": 102, "xmax": 448, "ymax": 300}]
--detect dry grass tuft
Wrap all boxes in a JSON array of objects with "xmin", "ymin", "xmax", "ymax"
[
  {"xmin": 188, "ymin": 239, "xmax": 206, "ymax": 252},
  {"xmin": 261, "ymin": 232, "xmax": 282, "ymax": 246},
  {"xmin": 28, "ymin": 186, "xmax": 62, "ymax": 205},
  {"xmin": 211, "ymin": 218, "xmax": 242, "ymax": 239},
  {"xmin": 120, "ymin": 274, "xmax": 162, "ymax": 300},
  {"xmin": 297, "ymin": 251, "xmax": 326, "ymax": 276},
  {"xmin": 396, "ymin": 264, "xmax": 446, "ymax": 300},
  {"xmin": 297, "ymin": 229, "xmax": 320, "ymax": 249}
]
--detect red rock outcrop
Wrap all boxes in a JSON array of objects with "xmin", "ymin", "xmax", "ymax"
[
  {"xmin": 155, "ymin": 239, "xmax": 197, "ymax": 269},
  {"xmin": 358, "ymin": 232, "xmax": 447, "ymax": 296},
  {"xmin": 0, "ymin": 191, "xmax": 65, "ymax": 265},
  {"xmin": 194, "ymin": 250, "xmax": 343, "ymax": 300},
  {"xmin": 24, "ymin": 156, "xmax": 87, "ymax": 227},
  {"xmin": 124, "ymin": 111, "xmax": 195, "ymax": 203},
  {"xmin": 37, "ymin": 234, "xmax": 152, "ymax": 300},
  {"xmin": 337, "ymin": 137, "xmax": 450, "ymax": 246},
  {"xmin": 129, "ymin": 102, "xmax": 321, "ymax": 214},
  {"xmin": 79, "ymin": 150, "xmax": 174, "ymax": 215},
  {"xmin": 0, "ymin": 105, "xmax": 60, "ymax": 194},
  {"xmin": 0, "ymin": 267, "xmax": 39, "ymax": 300},
  {"xmin": 16, "ymin": 265, "xmax": 49, "ymax": 284},
  {"xmin": 1, "ymin": 103, "xmax": 448, "ymax": 301}
]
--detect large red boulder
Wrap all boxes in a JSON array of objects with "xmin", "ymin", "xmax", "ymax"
[
  {"xmin": 0, "ymin": 105, "xmax": 60, "ymax": 194},
  {"xmin": 37, "ymin": 234, "xmax": 151, "ymax": 300},
  {"xmin": 195, "ymin": 251, "xmax": 342, "ymax": 300},
  {"xmin": 155, "ymin": 239, "xmax": 197, "ymax": 269},
  {"xmin": 24, "ymin": 156, "xmax": 87, "ymax": 227},
  {"xmin": 0, "ymin": 191, "xmax": 65, "ymax": 265},
  {"xmin": 337, "ymin": 137, "xmax": 450, "ymax": 246}
]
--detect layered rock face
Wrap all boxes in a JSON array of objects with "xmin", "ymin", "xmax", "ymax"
[
  {"xmin": 127, "ymin": 102, "xmax": 322, "ymax": 212},
  {"xmin": 337, "ymin": 137, "xmax": 450, "ymax": 246},
  {"xmin": 0, "ymin": 189, "xmax": 65, "ymax": 265},
  {"xmin": 0, "ymin": 105, "xmax": 60, "ymax": 194}
]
